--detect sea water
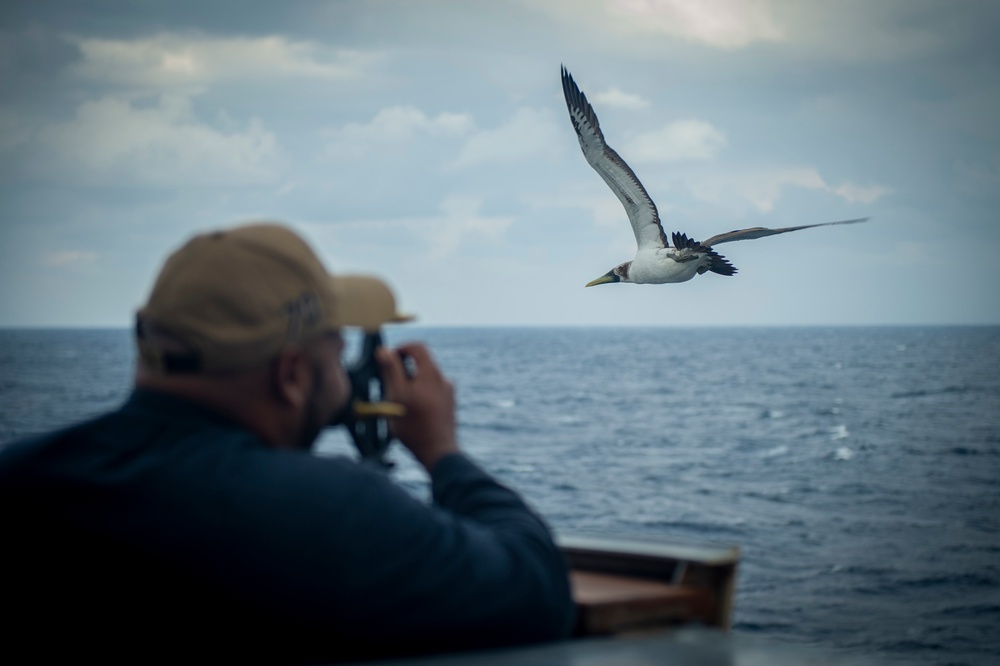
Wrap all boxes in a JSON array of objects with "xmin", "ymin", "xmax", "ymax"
[{"xmin": 2, "ymin": 326, "xmax": 998, "ymax": 665}]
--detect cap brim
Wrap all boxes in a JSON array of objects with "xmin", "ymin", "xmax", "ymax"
[{"xmin": 329, "ymin": 275, "xmax": 413, "ymax": 331}]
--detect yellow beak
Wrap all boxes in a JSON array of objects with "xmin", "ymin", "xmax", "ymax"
[{"xmin": 585, "ymin": 272, "xmax": 619, "ymax": 287}]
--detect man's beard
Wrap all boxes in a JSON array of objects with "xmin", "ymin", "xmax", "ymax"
[{"xmin": 297, "ymin": 363, "xmax": 332, "ymax": 451}]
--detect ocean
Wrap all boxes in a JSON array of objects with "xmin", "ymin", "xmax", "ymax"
[{"xmin": 2, "ymin": 326, "xmax": 998, "ymax": 665}]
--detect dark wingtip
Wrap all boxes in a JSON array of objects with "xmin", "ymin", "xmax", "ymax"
[
  {"xmin": 670, "ymin": 232, "xmax": 703, "ymax": 252},
  {"xmin": 671, "ymin": 231, "xmax": 737, "ymax": 276},
  {"xmin": 561, "ymin": 65, "xmax": 585, "ymax": 108},
  {"xmin": 561, "ymin": 65, "xmax": 576, "ymax": 98}
]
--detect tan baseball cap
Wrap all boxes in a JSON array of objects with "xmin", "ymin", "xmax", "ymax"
[{"xmin": 136, "ymin": 223, "xmax": 411, "ymax": 374}]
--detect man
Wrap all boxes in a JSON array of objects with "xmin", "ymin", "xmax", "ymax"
[{"xmin": 0, "ymin": 223, "xmax": 575, "ymax": 662}]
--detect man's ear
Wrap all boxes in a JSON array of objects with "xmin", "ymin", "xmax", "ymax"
[{"xmin": 270, "ymin": 347, "xmax": 312, "ymax": 409}]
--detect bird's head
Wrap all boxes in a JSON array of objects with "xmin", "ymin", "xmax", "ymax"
[{"xmin": 585, "ymin": 262, "xmax": 631, "ymax": 287}]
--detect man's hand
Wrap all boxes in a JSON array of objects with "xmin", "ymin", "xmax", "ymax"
[{"xmin": 376, "ymin": 343, "xmax": 458, "ymax": 471}]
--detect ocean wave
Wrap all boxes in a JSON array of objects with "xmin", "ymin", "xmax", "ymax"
[
  {"xmin": 935, "ymin": 603, "xmax": 1000, "ymax": 619},
  {"xmin": 833, "ymin": 446, "xmax": 855, "ymax": 460},
  {"xmin": 761, "ymin": 445, "xmax": 789, "ymax": 458},
  {"xmin": 891, "ymin": 385, "xmax": 978, "ymax": 399},
  {"xmin": 830, "ymin": 424, "xmax": 850, "ymax": 441},
  {"xmin": 733, "ymin": 620, "xmax": 798, "ymax": 633},
  {"xmin": 895, "ymin": 572, "xmax": 999, "ymax": 590}
]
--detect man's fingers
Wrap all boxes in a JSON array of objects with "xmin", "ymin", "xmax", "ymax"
[
  {"xmin": 400, "ymin": 354, "xmax": 418, "ymax": 380},
  {"xmin": 375, "ymin": 347, "xmax": 406, "ymax": 393},
  {"xmin": 373, "ymin": 342, "xmax": 458, "ymax": 469},
  {"xmin": 393, "ymin": 344, "xmax": 438, "ymax": 381}
]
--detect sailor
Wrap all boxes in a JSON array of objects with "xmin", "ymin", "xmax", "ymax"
[{"xmin": 0, "ymin": 222, "xmax": 575, "ymax": 662}]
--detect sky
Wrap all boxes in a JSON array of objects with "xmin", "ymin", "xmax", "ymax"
[{"xmin": 1, "ymin": 0, "xmax": 998, "ymax": 327}]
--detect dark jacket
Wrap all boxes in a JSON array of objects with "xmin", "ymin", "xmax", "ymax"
[{"xmin": 0, "ymin": 390, "xmax": 575, "ymax": 663}]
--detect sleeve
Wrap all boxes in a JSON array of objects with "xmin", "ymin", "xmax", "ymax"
[
  {"xmin": 316, "ymin": 452, "xmax": 576, "ymax": 649},
  {"xmin": 418, "ymin": 453, "xmax": 577, "ymax": 643},
  {"xmin": 188, "ymin": 448, "xmax": 576, "ymax": 654},
  {"xmin": 431, "ymin": 453, "xmax": 568, "ymax": 556}
]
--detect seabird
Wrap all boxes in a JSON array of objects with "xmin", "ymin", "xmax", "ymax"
[{"xmin": 560, "ymin": 65, "xmax": 867, "ymax": 287}]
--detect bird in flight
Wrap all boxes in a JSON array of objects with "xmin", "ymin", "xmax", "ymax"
[{"xmin": 560, "ymin": 65, "xmax": 867, "ymax": 287}]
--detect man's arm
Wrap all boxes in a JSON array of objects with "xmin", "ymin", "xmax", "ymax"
[
  {"xmin": 430, "ymin": 451, "xmax": 576, "ymax": 641},
  {"xmin": 359, "ymin": 342, "xmax": 575, "ymax": 646}
]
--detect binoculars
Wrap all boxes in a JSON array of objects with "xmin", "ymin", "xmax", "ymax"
[{"xmin": 329, "ymin": 330, "xmax": 402, "ymax": 468}]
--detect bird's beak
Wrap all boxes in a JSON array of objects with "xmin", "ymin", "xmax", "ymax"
[{"xmin": 585, "ymin": 271, "xmax": 620, "ymax": 287}]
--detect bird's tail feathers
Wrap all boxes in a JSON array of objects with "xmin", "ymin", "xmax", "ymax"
[
  {"xmin": 704, "ymin": 253, "xmax": 737, "ymax": 276},
  {"xmin": 672, "ymin": 232, "xmax": 738, "ymax": 277}
]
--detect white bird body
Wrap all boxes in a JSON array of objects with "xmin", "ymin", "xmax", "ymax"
[
  {"xmin": 560, "ymin": 66, "xmax": 867, "ymax": 287},
  {"xmin": 629, "ymin": 247, "xmax": 706, "ymax": 284}
]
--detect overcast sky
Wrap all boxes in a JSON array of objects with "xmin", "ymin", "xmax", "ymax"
[{"xmin": 1, "ymin": 0, "xmax": 998, "ymax": 327}]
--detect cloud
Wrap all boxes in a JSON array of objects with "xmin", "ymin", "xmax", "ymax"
[
  {"xmin": 314, "ymin": 196, "xmax": 514, "ymax": 260},
  {"xmin": 954, "ymin": 154, "xmax": 1000, "ymax": 195},
  {"xmin": 67, "ymin": 34, "xmax": 380, "ymax": 87},
  {"xmin": 775, "ymin": 3, "xmax": 964, "ymax": 63},
  {"xmin": 535, "ymin": 1, "xmax": 972, "ymax": 60},
  {"xmin": 685, "ymin": 166, "xmax": 890, "ymax": 212},
  {"xmin": 0, "ymin": 111, "xmax": 31, "ymax": 152},
  {"xmin": 43, "ymin": 251, "xmax": 97, "ymax": 268},
  {"xmin": 424, "ymin": 196, "xmax": 515, "ymax": 258},
  {"xmin": 32, "ymin": 93, "xmax": 286, "ymax": 187},
  {"xmin": 323, "ymin": 106, "xmax": 473, "ymax": 159},
  {"xmin": 452, "ymin": 107, "xmax": 564, "ymax": 169},
  {"xmin": 624, "ymin": 119, "xmax": 727, "ymax": 162},
  {"xmin": 611, "ymin": 0, "xmax": 784, "ymax": 49},
  {"xmin": 533, "ymin": 0, "xmax": 783, "ymax": 50},
  {"xmin": 832, "ymin": 182, "xmax": 893, "ymax": 204},
  {"xmin": 593, "ymin": 87, "xmax": 650, "ymax": 110}
]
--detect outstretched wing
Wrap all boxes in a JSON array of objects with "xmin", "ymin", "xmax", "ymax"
[
  {"xmin": 561, "ymin": 66, "xmax": 666, "ymax": 251},
  {"xmin": 701, "ymin": 218, "xmax": 869, "ymax": 247}
]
